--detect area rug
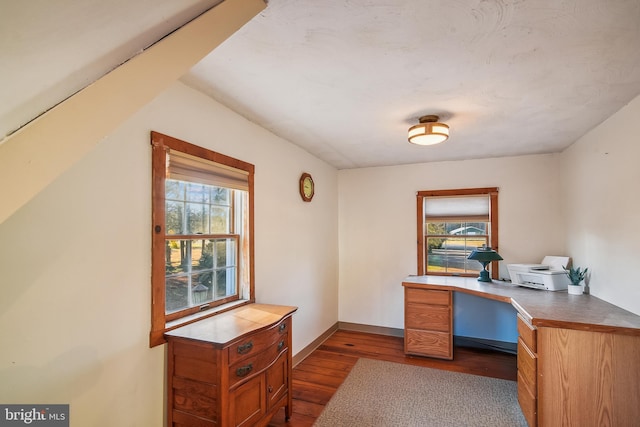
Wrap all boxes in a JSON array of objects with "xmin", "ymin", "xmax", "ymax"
[{"xmin": 313, "ymin": 358, "xmax": 527, "ymax": 427}]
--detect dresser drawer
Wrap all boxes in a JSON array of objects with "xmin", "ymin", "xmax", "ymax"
[
  {"xmin": 405, "ymin": 329, "xmax": 452, "ymax": 359},
  {"xmin": 517, "ymin": 337, "xmax": 537, "ymax": 394},
  {"xmin": 405, "ymin": 288, "xmax": 451, "ymax": 306},
  {"xmin": 228, "ymin": 318, "xmax": 290, "ymax": 365},
  {"xmin": 228, "ymin": 335, "xmax": 288, "ymax": 388},
  {"xmin": 517, "ymin": 314, "xmax": 537, "ymax": 352},
  {"xmin": 171, "ymin": 339, "xmax": 218, "ymax": 384},
  {"xmin": 517, "ymin": 371, "xmax": 537, "ymax": 427},
  {"xmin": 405, "ymin": 303, "xmax": 450, "ymax": 332}
]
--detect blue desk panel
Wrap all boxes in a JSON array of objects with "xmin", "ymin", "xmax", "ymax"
[{"xmin": 452, "ymin": 291, "xmax": 518, "ymax": 343}]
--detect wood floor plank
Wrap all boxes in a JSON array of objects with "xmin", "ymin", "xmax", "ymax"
[
  {"xmin": 301, "ymin": 348, "xmax": 359, "ymax": 364},
  {"xmin": 290, "ymin": 379, "xmax": 336, "ymax": 405},
  {"xmin": 293, "ymin": 369, "xmax": 348, "ymax": 388},
  {"xmin": 293, "ymin": 360, "xmax": 352, "ymax": 376},
  {"xmin": 268, "ymin": 330, "xmax": 517, "ymax": 426}
]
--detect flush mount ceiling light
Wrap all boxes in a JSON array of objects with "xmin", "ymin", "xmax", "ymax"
[{"xmin": 408, "ymin": 115, "xmax": 449, "ymax": 145}]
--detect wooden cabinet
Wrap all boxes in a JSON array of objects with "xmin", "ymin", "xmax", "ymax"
[
  {"xmin": 517, "ymin": 314, "xmax": 537, "ymax": 427},
  {"xmin": 537, "ymin": 327, "xmax": 640, "ymax": 426},
  {"xmin": 404, "ymin": 286, "xmax": 453, "ymax": 359},
  {"xmin": 402, "ymin": 276, "xmax": 640, "ymax": 427},
  {"xmin": 516, "ymin": 311, "xmax": 640, "ymax": 427},
  {"xmin": 165, "ymin": 304, "xmax": 297, "ymax": 427}
]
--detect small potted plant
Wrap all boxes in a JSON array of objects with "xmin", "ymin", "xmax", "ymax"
[{"xmin": 564, "ymin": 265, "xmax": 588, "ymax": 295}]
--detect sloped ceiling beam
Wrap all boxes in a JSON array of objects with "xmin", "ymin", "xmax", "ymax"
[{"xmin": 0, "ymin": 0, "xmax": 266, "ymax": 225}]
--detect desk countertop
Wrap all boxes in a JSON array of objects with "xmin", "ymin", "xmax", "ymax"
[{"xmin": 402, "ymin": 275, "xmax": 640, "ymax": 336}]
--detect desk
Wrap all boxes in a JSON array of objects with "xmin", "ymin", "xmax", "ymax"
[{"xmin": 402, "ymin": 276, "xmax": 640, "ymax": 427}]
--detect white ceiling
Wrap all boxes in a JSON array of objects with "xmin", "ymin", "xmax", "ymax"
[{"xmin": 4, "ymin": 0, "xmax": 640, "ymax": 169}]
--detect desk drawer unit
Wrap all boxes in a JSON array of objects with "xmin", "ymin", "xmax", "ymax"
[
  {"xmin": 517, "ymin": 315, "xmax": 538, "ymax": 427},
  {"xmin": 404, "ymin": 287, "xmax": 452, "ymax": 360}
]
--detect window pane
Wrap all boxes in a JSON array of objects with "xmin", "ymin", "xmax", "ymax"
[
  {"xmin": 186, "ymin": 182, "xmax": 210, "ymax": 203},
  {"xmin": 191, "ymin": 273, "xmax": 213, "ymax": 304},
  {"xmin": 446, "ymin": 222, "xmax": 463, "ymax": 234},
  {"xmin": 186, "ymin": 203, "xmax": 209, "ymax": 234},
  {"xmin": 165, "ymin": 240, "xmax": 189, "ymax": 274},
  {"xmin": 469, "ymin": 222, "xmax": 487, "ymax": 234},
  {"xmin": 212, "ymin": 187, "xmax": 230, "ymax": 204},
  {"xmin": 463, "ymin": 236, "xmax": 488, "ymax": 252},
  {"xmin": 166, "ymin": 276, "xmax": 188, "ymax": 313},
  {"xmin": 215, "ymin": 268, "xmax": 236, "ymax": 298},
  {"xmin": 465, "ymin": 257, "xmax": 483, "ymax": 273},
  {"xmin": 214, "ymin": 239, "xmax": 236, "ymax": 266},
  {"xmin": 191, "ymin": 282, "xmax": 211, "ymax": 305},
  {"xmin": 166, "ymin": 201, "xmax": 184, "ymax": 235},
  {"xmin": 166, "ymin": 180, "xmax": 185, "ymax": 200},
  {"xmin": 190, "ymin": 240, "xmax": 207, "ymax": 271},
  {"xmin": 210, "ymin": 206, "xmax": 230, "ymax": 233},
  {"xmin": 449, "ymin": 222, "xmax": 487, "ymax": 235},
  {"xmin": 426, "ymin": 222, "xmax": 446, "ymax": 236}
]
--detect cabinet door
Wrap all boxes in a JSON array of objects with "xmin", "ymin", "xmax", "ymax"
[
  {"xmin": 229, "ymin": 374, "xmax": 266, "ymax": 427},
  {"xmin": 266, "ymin": 352, "xmax": 288, "ymax": 410}
]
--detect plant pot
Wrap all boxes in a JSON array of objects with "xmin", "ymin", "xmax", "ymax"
[{"xmin": 567, "ymin": 284, "xmax": 583, "ymax": 295}]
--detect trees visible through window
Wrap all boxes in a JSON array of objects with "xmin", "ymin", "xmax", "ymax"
[
  {"xmin": 164, "ymin": 181, "xmax": 239, "ymax": 316},
  {"xmin": 417, "ymin": 188, "xmax": 498, "ymax": 277},
  {"xmin": 150, "ymin": 132, "xmax": 254, "ymax": 346}
]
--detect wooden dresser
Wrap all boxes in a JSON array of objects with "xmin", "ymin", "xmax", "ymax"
[
  {"xmin": 402, "ymin": 276, "xmax": 640, "ymax": 427},
  {"xmin": 164, "ymin": 304, "xmax": 297, "ymax": 427}
]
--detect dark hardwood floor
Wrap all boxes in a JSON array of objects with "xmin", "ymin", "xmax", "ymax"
[{"xmin": 268, "ymin": 330, "xmax": 517, "ymax": 426}]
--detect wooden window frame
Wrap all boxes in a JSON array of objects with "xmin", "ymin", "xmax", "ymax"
[
  {"xmin": 417, "ymin": 187, "xmax": 499, "ymax": 278},
  {"xmin": 150, "ymin": 131, "xmax": 255, "ymax": 347}
]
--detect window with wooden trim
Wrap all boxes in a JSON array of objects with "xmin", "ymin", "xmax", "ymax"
[
  {"xmin": 417, "ymin": 188, "xmax": 498, "ymax": 277},
  {"xmin": 150, "ymin": 132, "xmax": 254, "ymax": 346}
]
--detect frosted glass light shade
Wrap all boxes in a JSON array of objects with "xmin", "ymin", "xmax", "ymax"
[{"xmin": 408, "ymin": 118, "xmax": 449, "ymax": 145}]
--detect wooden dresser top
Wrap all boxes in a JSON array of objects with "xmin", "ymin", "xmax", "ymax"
[
  {"xmin": 165, "ymin": 303, "xmax": 298, "ymax": 346},
  {"xmin": 403, "ymin": 275, "xmax": 640, "ymax": 336}
]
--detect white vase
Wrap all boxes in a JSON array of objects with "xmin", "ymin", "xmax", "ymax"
[{"xmin": 567, "ymin": 284, "xmax": 583, "ymax": 295}]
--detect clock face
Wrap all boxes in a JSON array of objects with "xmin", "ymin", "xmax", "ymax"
[
  {"xmin": 303, "ymin": 177, "xmax": 313, "ymax": 196},
  {"xmin": 299, "ymin": 173, "xmax": 314, "ymax": 201}
]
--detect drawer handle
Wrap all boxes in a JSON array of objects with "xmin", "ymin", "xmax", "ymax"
[
  {"xmin": 279, "ymin": 323, "xmax": 287, "ymax": 333},
  {"xmin": 268, "ymin": 385, "xmax": 273, "ymax": 393},
  {"xmin": 237, "ymin": 341, "xmax": 253, "ymax": 355},
  {"xmin": 236, "ymin": 363, "xmax": 253, "ymax": 377},
  {"xmin": 278, "ymin": 340, "xmax": 285, "ymax": 351}
]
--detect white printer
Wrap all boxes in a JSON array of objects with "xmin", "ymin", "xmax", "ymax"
[{"xmin": 507, "ymin": 256, "xmax": 571, "ymax": 291}]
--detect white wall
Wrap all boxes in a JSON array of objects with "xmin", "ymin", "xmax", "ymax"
[
  {"xmin": 338, "ymin": 154, "xmax": 565, "ymax": 329},
  {"xmin": 561, "ymin": 94, "xmax": 640, "ymax": 315},
  {"xmin": 0, "ymin": 82, "xmax": 339, "ymax": 426}
]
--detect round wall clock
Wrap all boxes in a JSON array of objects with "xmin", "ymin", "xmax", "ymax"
[{"xmin": 299, "ymin": 172, "xmax": 314, "ymax": 202}]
